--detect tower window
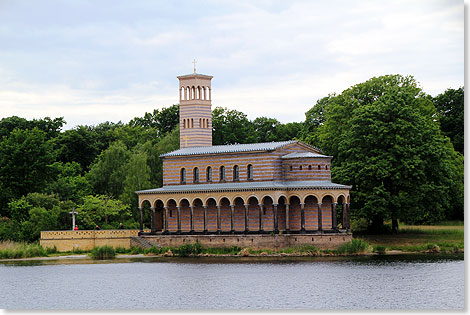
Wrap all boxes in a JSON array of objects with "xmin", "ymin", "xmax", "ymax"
[
  {"xmin": 247, "ymin": 164, "xmax": 253, "ymax": 180},
  {"xmin": 308, "ymin": 165, "xmax": 312, "ymax": 170},
  {"xmin": 220, "ymin": 166, "xmax": 225, "ymax": 181},
  {"xmin": 299, "ymin": 165, "xmax": 303, "ymax": 170},
  {"xmin": 318, "ymin": 165, "xmax": 321, "ymax": 170},
  {"xmin": 180, "ymin": 168, "xmax": 186, "ymax": 183},
  {"xmin": 233, "ymin": 165, "xmax": 239, "ymax": 181},
  {"xmin": 206, "ymin": 166, "xmax": 212, "ymax": 182},
  {"xmin": 191, "ymin": 118, "xmax": 194, "ymax": 128},
  {"xmin": 193, "ymin": 167, "xmax": 199, "ymax": 183},
  {"xmin": 290, "ymin": 166, "xmax": 293, "ymax": 171}
]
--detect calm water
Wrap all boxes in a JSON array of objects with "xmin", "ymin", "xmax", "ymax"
[{"xmin": 0, "ymin": 254, "xmax": 464, "ymax": 310}]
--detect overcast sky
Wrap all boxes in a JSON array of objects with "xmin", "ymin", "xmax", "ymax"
[{"xmin": 0, "ymin": 0, "xmax": 464, "ymax": 129}]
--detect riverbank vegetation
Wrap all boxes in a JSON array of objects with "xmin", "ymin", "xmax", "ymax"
[{"xmin": 0, "ymin": 76, "xmax": 463, "ymax": 243}]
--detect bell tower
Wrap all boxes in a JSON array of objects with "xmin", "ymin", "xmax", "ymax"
[{"xmin": 177, "ymin": 69, "xmax": 213, "ymax": 148}]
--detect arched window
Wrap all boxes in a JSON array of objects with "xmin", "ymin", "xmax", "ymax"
[
  {"xmin": 220, "ymin": 166, "xmax": 225, "ymax": 181},
  {"xmin": 326, "ymin": 165, "xmax": 329, "ymax": 170},
  {"xmin": 299, "ymin": 165, "xmax": 303, "ymax": 170},
  {"xmin": 233, "ymin": 165, "xmax": 239, "ymax": 181},
  {"xmin": 290, "ymin": 165, "xmax": 293, "ymax": 171},
  {"xmin": 247, "ymin": 164, "xmax": 253, "ymax": 180},
  {"xmin": 193, "ymin": 167, "xmax": 199, "ymax": 183},
  {"xmin": 206, "ymin": 166, "xmax": 212, "ymax": 182},
  {"xmin": 183, "ymin": 120, "xmax": 186, "ymax": 129},
  {"xmin": 180, "ymin": 168, "xmax": 186, "ymax": 183},
  {"xmin": 191, "ymin": 118, "xmax": 194, "ymax": 128},
  {"xmin": 318, "ymin": 165, "xmax": 321, "ymax": 170},
  {"xmin": 308, "ymin": 165, "xmax": 312, "ymax": 170}
]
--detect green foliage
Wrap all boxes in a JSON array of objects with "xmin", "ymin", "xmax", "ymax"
[
  {"xmin": 336, "ymin": 239, "xmax": 370, "ymax": 254},
  {"xmin": 129, "ymin": 105, "xmax": 179, "ymax": 137},
  {"xmin": 212, "ymin": 107, "xmax": 254, "ymax": 145},
  {"xmin": 0, "ymin": 116, "xmax": 65, "ymax": 140},
  {"xmin": 120, "ymin": 151, "xmax": 152, "ymax": 210},
  {"xmin": 433, "ymin": 87, "xmax": 464, "ymax": 154},
  {"xmin": 44, "ymin": 162, "xmax": 92, "ymax": 203},
  {"xmin": 90, "ymin": 245, "xmax": 116, "ymax": 259},
  {"xmin": 77, "ymin": 195, "xmax": 131, "ymax": 230},
  {"xmin": 0, "ymin": 243, "xmax": 47, "ymax": 259},
  {"xmin": 0, "ymin": 128, "xmax": 55, "ymax": 212},
  {"xmin": 373, "ymin": 245, "xmax": 386, "ymax": 255},
  {"xmin": 175, "ymin": 242, "xmax": 203, "ymax": 257}
]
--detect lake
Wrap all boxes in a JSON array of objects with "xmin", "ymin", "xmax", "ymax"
[{"xmin": 0, "ymin": 254, "xmax": 464, "ymax": 310}]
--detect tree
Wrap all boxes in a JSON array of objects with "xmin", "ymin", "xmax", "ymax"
[
  {"xmin": 0, "ymin": 128, "xmax": 54, "ymax": 213},
  {"xmin": 212, "ymin": 107, "xmax": 254, "ymax": 145},
  {"xmin": 312, "ymin": 75, "xmax": 462, "ymax": 231},
  {"xmin": 300, "ymin": 94, "xmax": 335, "ymax": 145},
  {"xmin": 433, "ymin": 87, "xmax": 464, "ymax": 154},
  {"xmin": 120, "ymin": 151, "xmax": 152, "ymax": 210},
  {"xmin": 77, "ymin": 195, "xmax": 131, "ymax": 229},
  {"xmin": 86, "ymin": 141, "xmax": 131, "ymax": 198},
  {"xmin": 129, "ymin": 105, "xmax": 179, "ymax": 136},
  {"xmin": 44, "ymin": 162, "xmax": 92, "ymax": 203},
  {"xmin": 0, "ymin": 116, "xmax": 65, "ymax": 140}
]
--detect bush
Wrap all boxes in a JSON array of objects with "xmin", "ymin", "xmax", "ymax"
[
  {"xmin": 373, "ymin": 245, "xmax": 386, "ymax": 255},
  {"xmin": 336, "ymin": 239, "xmax": 370, "ymax": 254},
  {"xmin": 45, "ymin": 245, "xmax": 58, "ymax": 254},
  {"xmin": 175, "ymin": 242, "xmax": 203, "ymax": 257},
  {"xmin": 90, "ymin": 246, "xmax": 116, "ymax": 259}
]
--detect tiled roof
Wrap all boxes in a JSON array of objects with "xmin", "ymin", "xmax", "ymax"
[
  {"xmin": 136, "ymin": 180, "xmax": 351, "ymax": 195},
  {"xmin": 160, "ymin": 140, "xmax": 298, "ymax": 157},
  {"xmin": 281, "ymin": 152, "xmax": 331, "ymax": 159}
]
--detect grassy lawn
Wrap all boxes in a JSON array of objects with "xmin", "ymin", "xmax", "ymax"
[{"xmin": 358, "ymin": 223, "xmax": 464, "ymax": 252}]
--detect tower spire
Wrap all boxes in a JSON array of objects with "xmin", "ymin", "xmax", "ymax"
[{"xmin": 192, "ymin": 59, "xmax": 197, "ymax": 74}]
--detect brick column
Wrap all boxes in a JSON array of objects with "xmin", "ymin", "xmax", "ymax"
[
  {"xmin": 150, "ymin": 206, "xmax": 156, "ymax": 233},
  {"xmin": 317, "ymin": 203, "xmax": 323, "ymax": 232},
  {"xmin": 273, "ymin": 203, "xmax": 278, "ymax": 233},
  {"xmin": 139, "ymin": 207, "xmax": 143, "ymax": 232},
  {"xmin": 216, "ymin": 205, "xmax": 221, "ymax": 233},
  {"xmin": 176, "ymin": 206, "xmax": 181, "ymax": 233},
  {"xmin": 163, "ymin": 206, "xmax": 168, "ymax": 232},
  {"xmin": 258, "ymin": 204, "xmax": 263, "ymax": 232},
  {"xmin": 332, "ymin": 202, "xmax": 337, "ymax": 231},
  {"xmin": 230, "ymin": 205, "xmax": 235, "ymax": 233},
  {"xmin": 189, "ymin": 206, "xmax": 194, "ymax": 233},
  {"xmin": 203, "ymin": 205, "xmax": 208, "ymax": 233},
  {"xmin": 244, "ymin": 204, "xmax": 249, "ymax": 233},
  {"xmin": 300, "ymin": 203, "xmax": 305, "ymax": 233},
  {"xmin": 285, "ymin": 204, "xmax": 290, "ymax": 233}
]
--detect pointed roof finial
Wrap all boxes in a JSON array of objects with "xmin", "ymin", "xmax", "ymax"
[{"xmin": 192, "ymin": 59, "xmax": 197, "ymax": 74}]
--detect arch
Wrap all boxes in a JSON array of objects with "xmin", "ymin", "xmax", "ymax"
[
  {"xmin": 289, "ymin": 195, "xmax": 301, "ymax": 231},
  {"xmin": 183, "ymin": 119, "xmax": 186, "ymax": 129},
  {"xmin": 196, "ymin": 86, "xmax": 200, "ymax": 99},
  {"xmin": 318, "ymin": 165, "xmax": 321, "ymax": 170},
  {"xmin": 206, "ymin": 197, "xmax": 217, "ymax": 231},
  {"xmin": 262, "ymin": 195, "xmax": 274, "ymax": 231},
  {"xmin": 199, "ymin": 118, "xmax": 202, "ymax": 128},
  {"xmin": 191, "ymin": 86, "xmax": 196, "ymax": 100},
  {"xmin": 247, "ymin": 196, "xmax": 259, "ymax": 231},
  {"xmin": 219, "ymin": 165, "xmax": 226, "ymax": 181},
  {"xmin": 304, "ymin": 195, "xmax": 319, "ymax": 231},
  {"xmin": 203, "ymin": 86, "xmax": 207, "ymax": 100},
  {"xmin": 140, "ymin": 199, "xmax": 152, "ymax": 208},
  {"xmin": 219, "ymin": 197, "xmax": 231, "ymax": 231},
  {"xmin": 191, "ymin": 118, "xmax": 194, "ymax": 128},
  {"xmin": 277, "ymin": 196, "xmax": 287, "ymax": 231},
  {"xmin": 192, "ymin": 198, "xmax": 204, "ymax": 232},
  {"xmin": 166, "ymin": 199, "xmax": 177, "ymax": 232},
  {"xmin": 308, "ymin": 165, "xmax": 312, "ymax": 170},
  {"xmin": 153, "ymin": 199, "xmax": 165, "ymax": 232},
  {"xmin": 180, "ymin": 168, "xmax": 186, "ymax": 183},
  {"xmin": 233, "ymin": 196, "xmax": 245, "ymax": 231},
  {"xmin": 247, "ymin": 164, "xmax": 253, "ymax": 180},
  {"xmin": 178, "ymin": 199, "xmax": 191, "ymax": 232},
  {"xmin": 186, "ymin": 86, "xmax": 191, "ymax": 100},
  {"xmin": 233, "ymin": 165, "xmax": 239, "ymax": 181},
  {"xmin": 193, "ymin": 167, "xmax": 199, "ymax": 183},
  {"xmin": 299, "ymin": 165, "xmax": 303, "ymax": 170},
  {"xmin": 321, "ymin": 195, "xmax": 334, "ymax": 230},
  {"xmin": 206, "ymin": 166, "xmax": 212, "ymax": 182}
]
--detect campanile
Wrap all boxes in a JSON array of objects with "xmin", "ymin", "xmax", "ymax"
[{"xmin": 177, "ymin": 71, "xmax": 213, "ymax": 148}]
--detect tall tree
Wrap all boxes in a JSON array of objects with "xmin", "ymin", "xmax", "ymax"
[
  {"xmin": 313, "ymin": 75, "xmax": 462, "ymax": 231},
  {"xmin": 212, "ymin": 107, "xmax": 254, "ymax": 145},
  {"xmin": 433, "ymin": 87, "xmax": 464, "ymax": 154}
]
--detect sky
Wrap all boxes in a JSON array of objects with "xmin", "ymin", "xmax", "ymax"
[{"xmin": 0, "ymin": 0, "xmax": 464, "ymax": 129}]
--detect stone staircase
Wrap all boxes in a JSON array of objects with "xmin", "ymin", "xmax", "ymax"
[{"xmin": 130, "ymin": 236, "xmax": 157, "ymax": 249}]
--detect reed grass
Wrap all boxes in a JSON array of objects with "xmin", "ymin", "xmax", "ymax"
[{"xmin": 90, "ymin": 246, "xmax": 116, "ymax": 259}]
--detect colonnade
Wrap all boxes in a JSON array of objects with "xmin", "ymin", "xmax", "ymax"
[{"xmin": 139, "ymin": 199, "xmax": 351, "ymax": 234}]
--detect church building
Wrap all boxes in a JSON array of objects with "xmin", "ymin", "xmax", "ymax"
[{"xmin": 136, "ymin": 71, "xmax": 351, "ymax": 237}]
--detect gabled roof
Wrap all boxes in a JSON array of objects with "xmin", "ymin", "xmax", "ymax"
[
  {"xmin": 281, "ymin": 152, "xmax": 331, "ymax": 159},
  {"xmin": 160, "ymin": 140, "xmax": 321, "ymax": 157},
  {"xmin": 136, "ymin": 180, "xmax": 351, "ymax": 195}
]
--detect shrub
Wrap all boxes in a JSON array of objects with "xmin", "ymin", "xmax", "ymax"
[
  {"xmin": 90, "ymin": 246, "xmax": 116, "ymax": 259},
  {"xmin": 336, "ymin": 239, "xmax": 370, "ymax": 254},
  {"xmin": 373, "ymin": 245, "xmax": 386, "ymax": 255},
  {"xmin": 175, "ymin": 242, "xmax": 203, "ymax": 257},
  {"xmin": 129, "ymin": 246, "xmax": 144, "ymax": 254},
  {"xmin": 45, "ymin": 246, "xmax": 58, "ymax": 254}
]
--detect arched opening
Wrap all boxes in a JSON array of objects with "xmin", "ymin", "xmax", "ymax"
[
  {"xmin": 191, "ymin": 118, "xmax": 194, "ymax": 128},
  {"xmin": 191, "ymin": 86, "xmax": 195, "ymax": 100},
  {"xmin": 318, "ymin": 165, "xmax": 321, "ymax": 170},
  {"xmin": 183, "ymin": 119, "xmax": 186, "ymax": 129},
  {"xmin": 153, "ymin": 200, "xmax": 164, "ymax": 232},
  {"xmin": 247, "ymin": 196, "xmax": 259, "ymax": 231},
  {"xmin": 206, "ymin": 166, "xmax": 212, "ymax": 182},
  {"xmin": 233, "ymin": 197, "xmax": 245, "ymax": 232},
  {"xmin": 196, "ymin": 86, "xmax": 200, "ymax": 99},
  {"xmin": 304, "ymin": 195, "xmax": 319, "ymax": 231},
  {"xmin": 262, "ymin": 196, "xmax": 274, "ymax": 231},
  {"xmin": 193, "ymin": 198, "xmax": 204, "ymax": 232},
  {"xmin": 247, "ymin": 164, "xmax": 253, "ymax": 180},
  {"xmin": 233, "ymin": 165, "xmax": 239, "ymax": 181},
  {"xmin": 180, "ymin": 168, "xmax": 186, "ymax": 184},
  {"xmin": 289, "ymin": 196, "xmax": 301, "ymax": 231},
  {"xmin": 186, "ymin": 86, "xmax": 190, "ymax": 100},
  {"xmin": 308, "ymin": 165, "xmax": 312, "ymax": 170},
  {"xmin": 277, "ymin": 196, "xmax": 287, "ymax": 231},
  {"xmin": 140, "ymin": 200, "xmax": 152, "ymax": 231},
  {"xmin": 206, "ymin": 198, "xmax": 217, "ymax": 232},
  {"xmin": 337, "ymin": 195, "xmax": 345, "ymax": 229},
  {"xmin": 220, "ymin": 197, "xmax": 231, "ymax": 231},
  {"xmin": 179, "ymin": 199, "xmax": 191, "ymax": 232},
  {"xmin": 167, "ymin": 199, "xmax": 177, "ymax": 232},
  {"xmin": 203, "ymin": 86, "xmax": 207, "ymax": 100},
  {"xmin": 299, "ymin": 165, "xmax": 303, "ymax": 170},
  {"xmin": 199, "ymin": 118, "xmax": 202, "ymax": 128},
  {"xmin": 321, "ymin": 195, "xmax": 334, "ymax": 230},
  {"xmin": 219, "ymin": 165, "xmax": 226, "ymax": 181},
  {"xmin": 193, "ymin": 167, "xmax": 199, "ymax": 183}
]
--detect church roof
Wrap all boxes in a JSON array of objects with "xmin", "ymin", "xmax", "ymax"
[
  {"xmin": 161, "ymin": 140, "xmax": 297, "ymax": 157},
  {"xmin": 136, "ymin": 180, "xmax": 351, "ymax": 195},
  {"xmin": 281, "ymin": 152, "xmax": 331, "ymax": 159}
]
